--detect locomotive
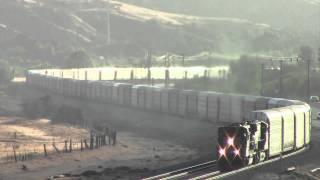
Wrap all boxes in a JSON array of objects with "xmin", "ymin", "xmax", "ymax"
[
  {"xmin": 217, "ymin": 121, "xmax": 268, "ymax": 170},
  {"xmin": 217, "ymin": 105, "xmax": 311, "ymax": 171}
]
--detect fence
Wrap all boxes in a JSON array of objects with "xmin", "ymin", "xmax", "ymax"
[
  {"xmin": 30, "ymin": 66, "xmax": 229, "ymax": 81},
  {"xmin": 0, "ymin": 130, "xmax": 116, "ymax": 164}
]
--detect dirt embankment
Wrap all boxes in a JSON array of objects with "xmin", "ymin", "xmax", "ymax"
[{"xmin": 11, "ymin": 83, "xmax": 218, "ymax": 154}]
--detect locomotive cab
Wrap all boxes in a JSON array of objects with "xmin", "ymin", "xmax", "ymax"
[{"xmin": 217, "ymin": 121, "xmax": 268, "ymax": 171}]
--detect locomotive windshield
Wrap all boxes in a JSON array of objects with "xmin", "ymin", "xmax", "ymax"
[{"xmin": 218, "ymin": 126, "xmax": 247, "ymax": 147}]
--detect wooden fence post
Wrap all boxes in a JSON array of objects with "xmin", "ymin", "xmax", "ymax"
[
  {"xmin": 69, "ymin": 139, "xmax": 72, "ymax": 152},
  {"xmin": 84, "ymin": 139, "xmax": 89, "ymax": 149},
  {"xmin": 13, "ymin": 146, "xmax": 17, "ymax": 163},
  {"xmin": 52, "ymin": 143, "xmax": 61, "ymax": 154},
  {"xmin": 113, "ymin": 131, "xmax": 117, "ymax": 146},
  {"xmin": 43, "ymin": 144, "xmax": 47, "ymax": 156},
  {"xmin": 23, "ymin": 151, "xmax": 27, "ymax": 161},
  {"xmin": 64, "ymin": 140, "xmax": 68, "ymax": 153},
  {"xmin": 95, "ymin": 135, "xmax": 98, "ymax": 149},
  {"xmin": 99, "ymin": 71, "xmax": 102, "ymax": 81},
  {"xmin": 90, "ymin": 133, "xmax": 94, "ymax": 150}
]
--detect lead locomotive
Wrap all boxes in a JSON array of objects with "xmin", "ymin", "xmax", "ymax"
[
  {"xmin": 217, "ymin": 121, "xmax": 268, "ymax": 170},
  {"xmin": 217, "ymin": 105, "xmax": 311, "ymax": 171}
]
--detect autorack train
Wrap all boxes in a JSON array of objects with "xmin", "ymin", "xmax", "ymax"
[{"xmin": 26, "ymin": 69, "xmax": 311, "ymax": 171}]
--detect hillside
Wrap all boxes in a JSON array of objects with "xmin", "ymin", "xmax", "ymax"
[
  {"xmin": 121, "ymin": 0, "xmax": 320, "ymax": 35},
  {"xmin": 0, "ymin": 0, "xmax": 308, "ymax": 70}
]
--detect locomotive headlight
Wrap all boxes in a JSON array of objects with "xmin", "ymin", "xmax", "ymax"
[
  {"xmin": 219, "ymin": 148, "xmax": 225, "ymax": 156},
  {"xmin": 234, "ymin": 149, "xmax": 240, "ymax": 156},
  {"xmin": 227, "ymin": 137, "xmax": 234, "ymax": 146}
]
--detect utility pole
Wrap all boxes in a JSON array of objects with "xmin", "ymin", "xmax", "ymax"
[
  {"xmin": 164, "ymin": 53, "xmax": 170, "ymax": 68},
  {"xmin": 279, "ymin": 60, "xmax": 283, "ymax": 98},
  {"xmin": 167, "ymin": 53, "xmax": 170, "ymax": 68},
  {"xmin": 260, "ymin": 64, "xmax": 264, "ymax": 96},
  {"xmin": 182, "ymin": 54, "xmax": 185, "ymax": 67},
  {"xmin": 307, "ymin": 59, "xmax": 311, "ymax": 100},
  {"xmin": 146, "ymin": 50, "xmax": 152, "ymax": 85},
  {"xmin": 181, "ymin": 54, "xmax": 186, "ymax": 89},
  {"xmin": 147, "ymin": 51, "xmax": 152, "ymax": 68},
  {"xmin": 106, "ymin": 0, "xmax": 111, "ymax": 45},
  {"xmin": 318, "ymin": 48, "xmax": 320, "ymax": 62},
  {"xmin": 270, "ymin": 57, "xmax": 299, "ymax": 98}
]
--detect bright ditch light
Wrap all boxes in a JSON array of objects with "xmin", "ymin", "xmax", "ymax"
[
  {"xmin": 234, "ymin": 149, "xmax": 240, "ymax": 156},
  {"xmin": 227, "ymin": 138, "xmax": 234, "ymax": 146},
  {"xmin": 219, "ymin": 148, "xmax": 225, "ymax": 156}
]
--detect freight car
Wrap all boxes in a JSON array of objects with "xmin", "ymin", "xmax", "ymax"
[
  {"xmin": 26, "ymin": 70, "xmax": 307, "ymax": 125},
  {"xmin": 217, "ymin": 104, "xmax": 311, "ymax": 171}
]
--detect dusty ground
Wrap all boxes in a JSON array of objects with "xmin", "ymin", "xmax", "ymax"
[
  {"xmin": 0, "ymin": 125, "xmax": 195, "ymax": 180},
  {"xmin": 0, "ymin": 117, "xmax": 89, "ymax": 162}
]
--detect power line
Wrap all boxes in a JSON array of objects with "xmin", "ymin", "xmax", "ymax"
[{"xmin": 261, "ymin": 57, "xmax": 299, "ymax": 98}]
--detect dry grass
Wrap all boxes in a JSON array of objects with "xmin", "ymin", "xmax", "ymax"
[{"xmin": 0, "ymin": 117, "xmax": 89, "ymax": 162}]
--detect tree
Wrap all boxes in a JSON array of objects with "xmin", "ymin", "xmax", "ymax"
[
  {"xmin": 298, "ymin": 45, "xmax": 313, "ymax": 61},
  {"xmin": 64, "ymin": 50, "xmax": 92, "ymax": 68},
  {"xmin": 0, "ymin": 60, "xmax": 13, "ymax": 85},
  {"xmin": 229, "ymin": 55, "xmax": 260, "ymax": 94}
]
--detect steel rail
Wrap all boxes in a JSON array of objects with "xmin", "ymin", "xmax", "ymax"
[
  {"xmin": 204, "ymin": 147, "xmax": 307, "ymax": 180},
  {"xmin": 159, "ymin": 164, "xmax": 217, "ymax": 180},
  {"xmin": 144, "ymin": 147, "xmax": 307, "ymax": 180},
  {"xmin": 188, "ymin": 171, "xmax": 220, "ymax": 180},
  {"xmin": 142, "ymin": 160, "xmax": 216, "ymax": 180}
]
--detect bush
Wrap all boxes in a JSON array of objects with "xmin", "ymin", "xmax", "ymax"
[
  {"xmin": 64, "ymin": 49, "xmax": 92, "ymax": 68},
  {"xmin": 0, "ymin": 60, "xmax": 14, "ymax": 85},
  {"xmin": 229, "ymin": 55, "xmax": 260, "ymax": 95}
]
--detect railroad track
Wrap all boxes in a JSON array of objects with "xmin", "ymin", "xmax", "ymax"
[
  {"xmin": 143, "ymin": 147, "xmax": 308, "ymax": 180},
  {"xmin": 142, "ymin": 160, "xmax": 219, "ymax": 180}
]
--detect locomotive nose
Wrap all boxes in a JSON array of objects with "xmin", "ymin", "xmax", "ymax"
[{"xmin": 225, "ymin": 146, "xmax": 240, "ymax": 157}]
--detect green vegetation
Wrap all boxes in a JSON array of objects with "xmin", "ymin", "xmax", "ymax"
[
  {"xmin": 64, "ymin": 50, "xmax": 92, "ymax": 69},
  {"xmin": 0, "ymin": 0, "xmax": 318, "ymax": 91},
  {"xmin": 1, "ymin": 0, "xmax": 314, "ymax": 72},
  {"xmin": 229, "ymin": 56, "xmax": 261, "ymax": 95},
  {"xmin": 176, "ymin": 51, "xmax": 320, "ymax": 100},
  {"xmin": 0, "ymin": 60, "xmax": 14, "ymax": 85}
]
